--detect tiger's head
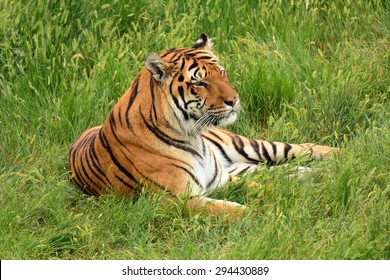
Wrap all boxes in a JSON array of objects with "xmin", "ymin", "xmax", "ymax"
[{"xmin": 145, "ymin": 33, "xmax": 240, "ymax": 136}]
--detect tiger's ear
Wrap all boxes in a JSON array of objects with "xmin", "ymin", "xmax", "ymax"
[
  {"xmin": 192, "ymin": 33, "xmax": 214, "ymax": 50},
  {"xmin": 145, "ymin": 53, "xmax": 174, "ymax": 83}
]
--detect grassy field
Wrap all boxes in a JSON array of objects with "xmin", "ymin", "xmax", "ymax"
[{"xmin": 1, "ymin": 0, "xmax": 389, "ymax": 259}]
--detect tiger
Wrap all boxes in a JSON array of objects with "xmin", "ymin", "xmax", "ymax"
[{"xmin": 69, "ymin": 33, "xmax": 337, "ymax": 216}]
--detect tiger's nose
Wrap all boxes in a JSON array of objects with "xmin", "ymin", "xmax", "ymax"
[{"xmin": 224, "ymin": 95, "xmax": 239, "ymax": 107}]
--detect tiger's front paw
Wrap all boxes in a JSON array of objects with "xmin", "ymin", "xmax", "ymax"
[{"xmin": 300, "ymin": 143, "xmax": 340, "ymax": 160}]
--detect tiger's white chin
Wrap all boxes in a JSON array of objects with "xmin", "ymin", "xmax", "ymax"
[
  {"xmin": 219, "ymin": 111, "xmax": 238, "ymax": 127},
  {"xmin": 185, "ymin": 111, "xmax": 238, "ymax": 136}
]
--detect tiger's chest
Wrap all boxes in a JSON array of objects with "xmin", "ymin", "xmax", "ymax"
[{"xmin": 190, "ymin": 138, "xmax": 230, "ymax": 193}]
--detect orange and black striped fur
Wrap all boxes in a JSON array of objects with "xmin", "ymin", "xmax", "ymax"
[{"xmin": 69, "ymin": 33, "xmax": 337, "ymax": 215}]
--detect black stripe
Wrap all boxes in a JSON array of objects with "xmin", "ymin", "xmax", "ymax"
[
  {"xmin": 75, "ymin": 130, "xmax": 95, "ymax": 150},
  {"xmin": 115, "ymin": 175, "xmax": 137, "ymax": 191},
  {"xmin": 99, "ymin": 130, "xmax": 137, "ymax": 183},
  {"xmin": 201, "ymin": 137, "xmax": 206, "ymax": 156},
  {"xmin": 232, "ymin": 135, "xmax": 247, "ymax": 156},
  {"xmin": 73, "ymin": 160, "xmax": 90, "ymax": 192},
  {"xmin": 70, "ymin": 149, "xmax": 86, "ymax": 189},
  {"xmin": 172, "ymin": 164, "xmax": 201, "ymax": 187},
  {"xmin": 109, "ymin": 111, "xmax": 116, "ymax": 130},
  {"xmin": 82, "ymin": 186, "xmax": 99, "ymax": 196},
  {"xmin": 190, "ymin": 88, "xmax": 197, "ymax": 96},
  {"xmin": 118, "ymin": 107, "xmax": 123, "ymax": 127},
  {"xmin": 79, "ymin": 149, "xmax": 101, "ymax": 192},
  {"xmin": 201, "ymin": 134, "xmax": 233, "ymax": 164},
  {"xmin": 206, "ymin": 153, "xmax": 220, "ymax": 190},
  {"xmin": 89, "ymin": 138, "xmax": 109, "ymax": 183},
  {"xmin": 83, "ymin": 147, "xmax": 106, "ymax": 191},
  {"xmin": 261, "ymin": 142, "xmax": 273, "ymax": 162},
  {"xmin": 171, "ymin": 54, "xmax": 182, "ymax": 63},
  {"xmin": 283, "ymin": 143, "xmax": 292, "ymax": 159},
  {"xmin": 228, "ymin": 167, "xmax": 237, "ymax": 175},
  {"xmin": 207, "ymin": 129, "xmax": 224, "ymax": 141},
  {"xmin": 125, "ymin": 74, "xmax": 140, "ymax": 128},
  {"xmin": 182, "ymin": 49, "xmax": 198, "ymax": 54},
  {"xmin": 72, "ymin": 147, "xmax": 89, "ymax": 186},
  {"xmin": 188, "ymin": 60, "xmax": 198, "ymax": 71},
  {"xmin": 196, "ymin": 55, "xmax": 213, "ymax": 60},
  {"xmin": 240, "ymin": 165, "xmax": 252, "ymax": 174},
  {"xmin": 82, "ymin": 143, "xmax": 103, "ymax": 188},
  {"xmin": 141, "ymin": 109, "xmax": 187, "ymax": 144},
  {"xmin": 141, "ymin": 112, "xmax": 202, "ymax": 159},
  {"xmin": 161, "ymin": 48, "xmax": 177, "ymax": 58},
  {"xmin": 249, "ymin": 139, "xmax": 264, "ymax": 162},
  {"xmin": 108, "ymin": 114, "xmax": 151, "ymax": 182},
  {"xmin": 70, "ymin": 145, "xmax": 78, "ymax": 177},
  {"xmin": 70, "ymin": 139, "xmax": 101, "ymax": 196},
  {"xmin": 232, "ymin": 135, "xmax": 259, "ymax": 163},
  {"xmin": 269, "ymin": 141, "xmax": 277, "ymax": 157},
  {"xmin": 158, "ymin": 152, "xmax": 195, "ymax": 172},
  {"xmin": 180, "ymin": 58, "xmax": 186, "ymax": 70},
  {"xmin": 169, "ymin": 79, "xmax": 189, "ymax": 120},
  {"xmin": 193, "ymin": 68, "xmax": 199, "ymax": 77},
  {"xmin": 170, "ymin": 52, "xmax": 180, "ymax": 60},
  {"xmin": 149, "ymin": 77, "xmax": 158, "ymax": 122},
  {"xmin": 184, "ymin": 99, "xmax": 200, "ymax": 109}
]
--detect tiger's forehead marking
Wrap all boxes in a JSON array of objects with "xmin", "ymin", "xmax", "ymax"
[
  {"xmin": 160, "ymin": 47, "xmax": 225, "ymax": 77},
  {"xmin": 187, "ymin": 60, "xmax": 225, "ymax": 80}
]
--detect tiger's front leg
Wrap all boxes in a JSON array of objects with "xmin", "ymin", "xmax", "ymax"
[{"xmin": 202, "ymin": 126, "xmax": 338, "ymax": 176}]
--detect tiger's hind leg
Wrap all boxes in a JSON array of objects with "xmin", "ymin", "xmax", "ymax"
[{"xmin": 186, "ymin": 196, "xmax": 246, "ymax": 217}]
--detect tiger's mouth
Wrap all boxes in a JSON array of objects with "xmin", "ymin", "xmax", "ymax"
[
  {"xmin": 187, "ymin": 111, "xmax": 233, "ymax": 135},
  {"xmin": 187, "ymin": 102, "xmax": 239, "ymax": 135},
  {"xmin": 216, "ymin": 109, "xmax": 238, "ymax": 126},
  {"xmin": 205, "ymin": 100, "xmax": 240, "ymax": 126},
  {"xmin": 202, "ymin": 107, "xmax": 239, "ymax": 126}
]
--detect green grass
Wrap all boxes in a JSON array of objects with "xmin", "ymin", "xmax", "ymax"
[{"xmin": 0, "ymin": 0, "xmax": 389, "ymax": 259}]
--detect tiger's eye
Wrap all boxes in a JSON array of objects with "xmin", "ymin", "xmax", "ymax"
[{"xmin": 193, "ymin": 81, "xmax": 208, "ymax": 88}]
